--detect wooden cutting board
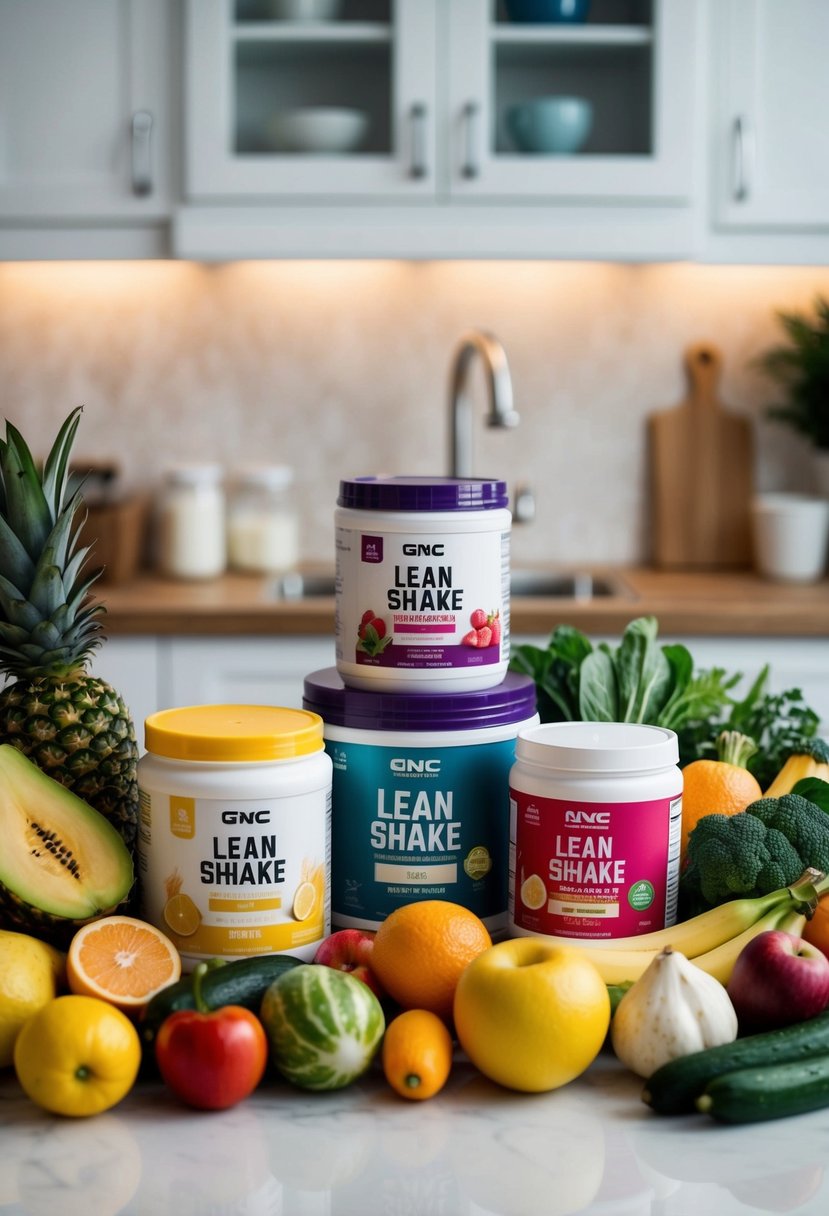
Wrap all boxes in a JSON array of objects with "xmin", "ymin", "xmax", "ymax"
[{"xmin": 648, "ymin": 343, "xmax": 754, "ymax": 569}]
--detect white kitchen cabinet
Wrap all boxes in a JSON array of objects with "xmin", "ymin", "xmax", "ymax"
[
  {"xmin": 186, "ymin": 0, "xmax": 436, "ymax": 199},
  {"xmin": 178, "ymin": 0, "xmax": 698, "ymax": 259},
  {"xmin": 704, "ymin": 0, "xmax": 829, "ymax": 262},
  {"xmin": 162, "ymin": 637, "xmax": 335, "ymax": 712},
  {"xmin": 0, "ymin": 0, "xmax": 174, "ymax": 256},
  {"xmin": 447, "ymin": 0, "xmax": 696, "ymax": 204}
]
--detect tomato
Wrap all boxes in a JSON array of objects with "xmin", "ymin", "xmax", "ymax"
[{"xmin": 155, "ymin": 961, "xmax": 268, "ymax": 1111}]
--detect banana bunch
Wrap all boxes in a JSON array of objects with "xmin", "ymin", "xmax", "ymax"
[{"xmin": 540, "ymin": 876, "xmax": 823, "ymax": 987}]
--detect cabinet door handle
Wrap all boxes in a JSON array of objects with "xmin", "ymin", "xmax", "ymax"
[
  {"xmin": 131, "ymin": 110, "xmax": 154, "ymax": 197},
  {"xmin": 461, "ymin": 101, "xmax": 480, "ymax": 179},
  {"xmin": 409, "ymin": 103, "xmax": 427, "ymax": 179},
  {"xmin": 732, "ymin": 114, "xmax": 752, "ymax": 203}
]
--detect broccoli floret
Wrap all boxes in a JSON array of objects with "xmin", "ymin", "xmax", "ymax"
[
  {"xmin": 680, "ymin": 793, "xmax": 829, "ymax": 910},
  {"xmin": 748, "ymin": 794, "xmax": 829, "ymax": 874}
]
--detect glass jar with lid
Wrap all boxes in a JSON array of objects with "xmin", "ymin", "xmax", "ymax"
[
  {"xmin": 227, "ymin": 464, "xmax": 299, "ymax": 575},
  {"xmin": 157, "ymin": 463, "xmax": 226, "ymax": 580}
]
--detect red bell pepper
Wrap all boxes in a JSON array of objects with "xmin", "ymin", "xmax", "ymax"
[{"xmin": 155, "ymin": 960, "xmax": 268, "ymax": 1110}]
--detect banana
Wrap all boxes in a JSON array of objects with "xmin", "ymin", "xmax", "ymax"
[
  {"xmin": 691, "ymin": 904, "xmax": 808, "ymax": 986},
  {"xmin": 519, "ymin": 879, "xmax": 820, "ymax": 988},
  {"xmin": 532, "ymin": 938, "xmax": 662, "ymax": 987},
  {"xmin": 574, "ymin": 886, "xmax": 796, "ymax": 959}
]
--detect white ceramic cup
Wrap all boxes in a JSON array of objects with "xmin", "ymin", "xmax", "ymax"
[{"xmin": 751, "ymin": 493, "xmax": 829, "ymax": 583}]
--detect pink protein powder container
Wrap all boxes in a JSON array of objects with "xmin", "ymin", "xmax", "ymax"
[{"xmin": 509, "ymin": 721, "xmax": 683, "ymax": 941}]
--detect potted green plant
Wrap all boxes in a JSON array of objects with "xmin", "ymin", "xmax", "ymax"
[{"xmin": 755, "ymin": 296, "xmax": 829, "ymax": 494}]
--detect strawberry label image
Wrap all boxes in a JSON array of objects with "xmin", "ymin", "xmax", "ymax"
[
  {"xmin": 356, "ymin": 609, "xmax": 393, "ymax": 659},
  {"xmin": 461, "ymin": 608, "xmax": 501, "ymax": 649}
]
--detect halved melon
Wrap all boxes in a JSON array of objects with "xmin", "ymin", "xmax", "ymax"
[{"xmin": 0, "ymin": 744, "xmax": 134, "ymax": 947}]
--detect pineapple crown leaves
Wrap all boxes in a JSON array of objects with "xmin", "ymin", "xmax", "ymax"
[{"xmin": 0, "ymin": 407, "xmax": 104, "ymax": 677}]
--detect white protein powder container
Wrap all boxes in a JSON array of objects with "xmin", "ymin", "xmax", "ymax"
[
  {"xmin": 509, "ymin": 721, "xmax": 682, "ymax": 941},
  {"xmin": 335, "ymin": 476, "xmax": 511, "ymax": 693},
  {"xmin": 137, "ymin": 704, "xmax": 332, "ymax": 968}
]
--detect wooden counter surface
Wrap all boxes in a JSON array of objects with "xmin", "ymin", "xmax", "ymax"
[{"xmin": 95, "ymin": 567, "xmax": 829, "ymax": 638}]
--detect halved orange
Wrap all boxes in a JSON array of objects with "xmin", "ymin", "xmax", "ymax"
[{"xmin": 66, "ymin": 916, "xmax": 181, "ymax": 1013}]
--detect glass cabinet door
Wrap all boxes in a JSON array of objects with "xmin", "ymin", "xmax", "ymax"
[
  {"xmin": 446, "ymin": 0, "xmax": 696, "ymax": 202},
  {"xmin": 185, "ymin": 0, "xmax": 437, "ymax": 198}
]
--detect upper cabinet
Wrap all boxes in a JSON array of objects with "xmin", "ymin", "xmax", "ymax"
[
  {"xmin": 705, "ymin": 0, "xmax": 829, "ymax": 262},
  {"xmin": 446, "ymin": 0, "xmax": 695, "ymax": 203},
  {"xmin": 187, "ymin": 0, "xmax": 437, "ymax": 199},
  {"xmin": 0, "ymin": 0, "xmax": 174, "ymax": 257},
  {"xmin": 177, "ymin": 0, "xmax": 699, "ymax": 259}
]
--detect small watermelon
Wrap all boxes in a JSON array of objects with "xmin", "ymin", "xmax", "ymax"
[{"xmin": 260, "ymin": 964, "xmax": 385, "ymax": 1091}]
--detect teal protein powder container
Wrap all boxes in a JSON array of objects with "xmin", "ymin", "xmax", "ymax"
[{"xmin": 303, "ymin": 667, "xmax": 538, "ymax": 935}]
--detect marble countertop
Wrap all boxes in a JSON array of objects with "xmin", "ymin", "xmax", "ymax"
[{"xmin": 2, "ymin": 1052, "xmax": 829, "ymax": 1216}]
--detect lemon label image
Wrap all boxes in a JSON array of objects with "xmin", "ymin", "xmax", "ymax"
[
  {"xmin": 464, "ymin": 846, "xmax": 493, "ymax": 880},
  {"xmin": 163, "ymin": 867, "xmax": 202, "ymax": 937},
  {"xmin": 520, "ymin": 873, "xmax": 547, "ymax": 911},
  {"xmin": 292, "ymin": 859, "xmax": 325, "ymax": 922}
]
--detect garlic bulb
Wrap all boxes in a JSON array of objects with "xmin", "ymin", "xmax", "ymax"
[{"xmin": 611, "ymin": 947, "xmax": 738, "ymax": 1078}]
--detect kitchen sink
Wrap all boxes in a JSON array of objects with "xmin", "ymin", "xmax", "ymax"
[
  {"xmin": 274, "ymin": 569, "xmax": 628, "ymax": 601},
  {"xmin": 509, "ymin": 570, "xmax": 626, "ymax": 599}
]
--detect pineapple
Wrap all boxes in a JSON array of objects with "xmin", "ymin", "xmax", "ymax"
[{"xmin": 0, "ymin": 408, "xmax": 138, "ymax": 857}]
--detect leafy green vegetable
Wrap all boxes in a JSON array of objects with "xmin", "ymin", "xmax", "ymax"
[{"xmin": 509, "ymin": 616, "xmax": 820, "ymax": 778}]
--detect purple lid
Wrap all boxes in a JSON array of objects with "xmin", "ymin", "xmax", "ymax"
[
  {"xmin": 303, "ymin": 668, "xmax": 537, "ymax": 733},
  {"xmin": 338, "ymin": 476, "xmax": 509, "ymax": 512}
]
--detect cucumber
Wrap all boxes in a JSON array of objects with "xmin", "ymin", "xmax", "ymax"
[
  {"xmin": 697, "ymin": 1055, "xmax": 829, "ymax": 1124},
  {"xmin": 642, "ymin": 1008, "xmax": 829, "ymax": 1114},
  {"xmin": 140, "ymin": 953, "xmax": 302, "ymax": 1048}
]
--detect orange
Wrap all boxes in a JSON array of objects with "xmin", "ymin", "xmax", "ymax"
[
  {"xmin": 371, "ymin": 901, "xmax": 491, "ymax": 1020},
  {"xmin": 803, "ymin": 893, "xmax": 829, "ymax": 960},
  {"xmin": 382, "ymin": 1009, "xmax": 453, "ymax": 1101},
  {"xmin": 66, "ymin": 915, "xmax": 181, "ymax": 1013},
  {"xmin": 681, "ymin": 731, "xmax": 762, "ymax": 860},
  {"xmin": 453, "ymin": 938, "xmax": 610, "ymax": 1093}
]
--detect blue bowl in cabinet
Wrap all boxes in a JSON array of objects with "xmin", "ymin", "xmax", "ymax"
[{"xmin": 503, "ymin": 0, "xmax": 591, "ymax": 23}]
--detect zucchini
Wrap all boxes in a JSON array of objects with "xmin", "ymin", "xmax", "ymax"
[
  {"xmin": 140, "ymin": 953, "xmax": 302, "ymax": 1048},
  {"xmin": 697, "ymin": 1055, "xmax": 829, "ymax": 1124},
  {"xmin": 642, "ymin": 1008, "xmax": 829, "ymax": 1114}
]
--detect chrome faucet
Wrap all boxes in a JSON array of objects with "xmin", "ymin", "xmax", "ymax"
[{"xmin": 448, "ymin": 330, "xmax": 520, "ymax": 479}]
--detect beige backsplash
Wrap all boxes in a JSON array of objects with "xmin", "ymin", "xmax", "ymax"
[{"xmin": 4, "ymin": 259, "xmax": 829, "ymax": 569}]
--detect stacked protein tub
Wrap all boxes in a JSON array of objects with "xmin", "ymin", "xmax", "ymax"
[{"xmin": 302, "ymin": 477, "xmax": 538, "ymax": 938}]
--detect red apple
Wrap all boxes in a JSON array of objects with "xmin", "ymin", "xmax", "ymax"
[
  {"xmin": 312, "ymin": 929, "xmax": 385, "ymax": 998},
  {"xmin": 727, "ymin": 930, "xmax": 829, "ymax": 1033}
]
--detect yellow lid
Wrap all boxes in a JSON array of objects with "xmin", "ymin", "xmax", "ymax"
[{"xmin": 144, "ymin": 704, "xmax": 324, "ymax": 762}]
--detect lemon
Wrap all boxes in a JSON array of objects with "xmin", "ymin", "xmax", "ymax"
[
  {"xmin": 520, "ymin": 873, "xmax": 547, "ymax": 911},
  {"xmin": 453, "ymin": 938, "xmax": 610, "ymax": 1093},
  {"xmin": 292, "ymin": 881, "xmax": 317, "ymax": 921},
  {"xmin": 14, "ymin": 994, "xmax": 141, "ymax": 1117},
  {"xmin": 0, "ymin": 929, "xmax": 64, "ymax": 1068}
]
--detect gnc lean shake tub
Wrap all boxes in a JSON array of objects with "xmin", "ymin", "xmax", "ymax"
[
  {"xmin": 303, "ymin": 668, "xmax": 538, "ymax": 934},
  {"xmin": 509, "ymin": 721, "xmax": 682, "ymax": 940},
  {"xmin": 335, "ymin": 475, "xmax": 511, "ymax": 693},
  {"xmin": 137, "ymin": 704, "xmax": 331, "ymax": 968}
]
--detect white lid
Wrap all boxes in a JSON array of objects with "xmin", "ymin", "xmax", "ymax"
[
  {"xmin": 165, "ymin": 463, "xmax": 223, "ymax": 487},
  {"xmin": 516, "ymin": 721, "xmax": 679, "ymax": 773},
  {"xmin": 233, "ymin": 464, "xmax": 294, "ymax": 490}
]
